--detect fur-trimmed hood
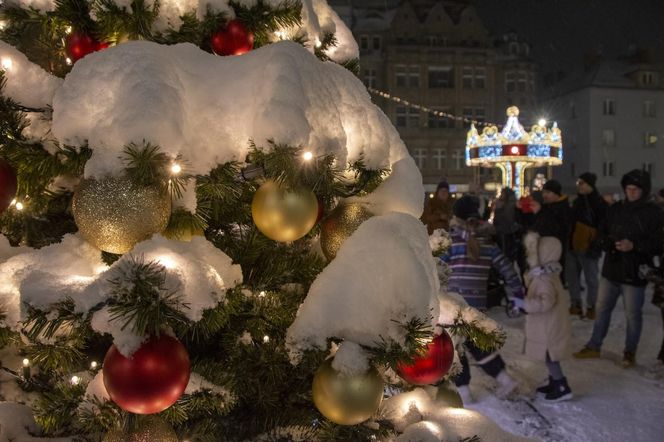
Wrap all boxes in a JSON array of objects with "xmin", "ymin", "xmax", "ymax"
[{"xmin": 524, "ymin": 232, "xmax": 562, "ymax": 268}]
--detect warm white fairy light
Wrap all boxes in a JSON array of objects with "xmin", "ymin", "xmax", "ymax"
[
  {"xmin": 429, "ymin": 193, "xmax": 434, "ymax": 199},
  {"xmin": 0, "ymin": 20, "xmax": 6, "ymax": 30},
  {"xmin": 1, "ymin": 57, "xmax": 12, "ymax": 71},
  {"xmin": 157, "ymin": 255, "xmax": 177, "ymax": 269},
  {"xmin": 314, "ymin": 38, "xmax": 322, "ymax": 48},
  {"xmin": 22, "ymin": 358, "xmax": 30, "ymax": 367},
  {"xmin": 274, "ymin": 31, "xmax": 286, "ymax": 40},
  {"xmin": 90, "ymin": 361, "xmax": 98, "ymax": 369},
  {"xmin": 258, "ymin": 291, "xmax": 267, "ymax": 298},
  {"xmin": 302, "ymin": 151, "xmax": 313, "ymax": 161},
  {"xmin": 263, "ymin": 335, "xmax": 270, "ymax": 343},
  {"xmin": 71, "ymin": 375, "xmax": 80, "ymax": 385},
  {"xmin": 65, "ymin": 57, "xmax": 72, "ymax": 66},
  {"xmin": 65, "ymin": 26, "xmax": 72, "ymax": 34},
  {"xmin": 15, "ymin": 202, "xmax": 24, "ymax": 211},
  {"xmin": 171, "ymin": 163, "xmax": 182, "ymax": 174}
]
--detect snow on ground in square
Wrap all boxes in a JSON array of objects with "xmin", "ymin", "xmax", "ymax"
[{"xmin": 465, "ymin": 298, "xmax": 664, "ymax": 441}]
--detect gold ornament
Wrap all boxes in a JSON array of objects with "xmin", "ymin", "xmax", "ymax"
[
  {"xmin": 251, "ymin": 180, "xmax": 318, "ymax": 242},
  {"xmin": 163, "ymin": 226, "xmax": 205, "ymax": 242},
  {"xmin": 435, "ymin": 381, "xmax": 464, "ymax": 408},
  {"xmin": 103, "ymin": 416, "xmax": 178, "ymax": 442},
  {"xmin": 312, "ymin": 358, "xmax": 384, "ymax": 426},
  {"xmin": 72, "ymin": 178, "xmax": 171, "ymax": 254},
  {"xmin": 320, "ymin": 203, "xmax": 373, "ymax": 260}
]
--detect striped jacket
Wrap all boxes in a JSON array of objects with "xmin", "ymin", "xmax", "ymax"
[{"xmin": 441, "ymin": 221, "xmax": 524, "ymax": 308}]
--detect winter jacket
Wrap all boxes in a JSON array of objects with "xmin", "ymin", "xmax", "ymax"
[
  {"xmin": 422, "ymin": 196, "xmax": 455, "ymax": 234},
  {"xmin": 522, "ymin": 233, "xmax": 572, "ymax": 362},
  {"xmin": 531, "ymin": 195, "xmax": 573, "ymax": 250},
  {"xmin": 597, "ymin": 197, "xmax": 664, "ymax": 286},
  {"xmin": 441, "ymin": 218, "xmax": 524, "ymax": 308},
  {"xmin": 570, "ymin": 190, "xmax": 608, "ymax": 255},
  {"xmin": 493, "ymin": 191, "xmax": 519, "ymax": 236}
]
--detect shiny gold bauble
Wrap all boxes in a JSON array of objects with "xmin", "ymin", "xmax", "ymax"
[
  {"xmin": 72, "ymin": 177, "xmax": 171, "ymax": 254},
  {"xmin": 251, "ymin": 180, "xmax": 318, "ymax": 242},
  {"xmin": 102, "ymin": 416, "xmax": 178, "ymax": 442},
  {"xmin": 312, "ymin": 358, "xmax": 384, "ymax": 426},
  {"xmin": 435, "ymin": 381, "xmax": 464, "ymax": 408},
  {"xmin": 320, "ymin": 202, "xmax": 374, "ymax": 260}
]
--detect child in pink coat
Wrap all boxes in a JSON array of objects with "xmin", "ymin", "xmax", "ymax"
[{"xmin": 522, "ymin": 232, "xmax": 573, "ymax": 401}]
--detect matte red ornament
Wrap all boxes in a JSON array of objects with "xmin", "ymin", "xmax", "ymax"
[
  {"xmin": 210, "ymin": 19, "xmax": 254, "ymax": 56},
  {"xmin": 65, "ymin": 32, "xmax": 102, "ymax": 62},
  {"xmin": 396, "ymin": 330, "xmax": 454, "ymax": 385},
  {"xmin": 0, "ymin": 158, "xmax": 17, "ymax": 215},
  {"xmin": 103, "ymin": 335, "xmax": 190, "ymax": 414}
]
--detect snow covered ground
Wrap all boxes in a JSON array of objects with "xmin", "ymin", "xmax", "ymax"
[{"xmin": 466, "ymin": 297, "xmax": 664, "ymax": 441}]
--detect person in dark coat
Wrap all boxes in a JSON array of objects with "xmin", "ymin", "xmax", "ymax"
[
  {"xmin": 574, "ymin": 169, "xmax": 664, "ymax": 367},
  {"xmin": 422, "ymin": 180, "xmax": 455, "ymax": 234},
  {"xmin": 566, "ymin": 172, "xmax": 608, "ymax": 318}
]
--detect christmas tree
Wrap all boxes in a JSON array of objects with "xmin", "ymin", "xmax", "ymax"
[{"xmin": 0, "ymin": 1, "xmax": 515, "ymax": 440}]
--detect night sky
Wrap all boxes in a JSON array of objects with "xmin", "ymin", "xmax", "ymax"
[{"xmin": 473, "ymin": 0, "xmax": 664, "ymax": 74}]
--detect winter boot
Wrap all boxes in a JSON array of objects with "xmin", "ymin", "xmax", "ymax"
[
  {"xmin": 536, "ymin": 376, "xmax": 553, "ymax": 396},
  {"xmin": 545, "ymin": 377, "xmax": 573, "ymax": 402},
  {"xmin": 585, "ymin": 307, "xmax": 595, "ymax": 320},
  {"xmin": 621, "ymin": 351, "xmax": 636, "ymax": 368},
  {"xmin": 495, "ymin": 370, "xmax": 518, "ymax": 398},
  {"xmin": 457, "ymin": 385, "xmax": 474, "ymax": 405},
  {"xmin": 569, "ymin": 304, "xmax": 582, "ymax": 316},
  {"xmin": 573, "ymin": 346, "xmax": 600, "ymax": 359}
]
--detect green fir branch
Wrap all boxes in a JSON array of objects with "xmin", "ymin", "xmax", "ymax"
[
  {"xmin": 92, "ymin": 0, "xmax": 159, "ymax": 41},
  {"xmin": 34, "ymin": 380, "xmax": 87, "ymax": 436},
  {"xmin": 54, "ymin": 0, "xmax": 97, "ymax": 34},
  {"xmin": 24, "ymin": 340, "xmax": 86, "ymax": 374},
  {"xmin": 75, "ymin": 396, "xmax": 124, "ymax": 434},
  {"xmin": 364, "ymin": 316, "xmax": 434, "ymax": 368},
  {"xmin": 107, "ymin": 256, "xmax": 191, "ymax": 337},
  {"xmin": 230, "ymin": 0, "xmax": 302, "ymax": 48},
  {"xmin": 447, "ymin": 313, "xmax": 506, "ymax": 352},
  {"xmin": 316, "ymin": 419, "xmax": 396, "ymax": 441}
]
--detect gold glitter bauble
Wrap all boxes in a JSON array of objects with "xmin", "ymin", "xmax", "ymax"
[
  {"xmin": 102, "ymin": 416, "xmax": 178, "ymax": 442},
  {"xmin": 435, "ymin": 381, "xmax": 464, "ymax": 408},
  {"xmin": 312, "ymin": 358, "xmax": 384, "ymax": 426},
  {"xmin": 251, "ymin": 180, "xmax": 318, "ymax": 242},
  {"xmin": 72, "ymin": 178, "xmax": 171, "ymax": 254},
  {"xmin": 320, "ymin": 203, "xmax": 373, "ymax": 260}
]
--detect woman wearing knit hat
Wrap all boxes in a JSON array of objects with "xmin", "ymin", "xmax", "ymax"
[{"xmin": 421, "ymin": 180, "xmax": 455, "ymax": 234}]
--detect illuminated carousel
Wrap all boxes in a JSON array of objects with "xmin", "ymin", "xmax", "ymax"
[{"xmin": 465, "ymin": 106, "xmax": 563, "ymax": 197}]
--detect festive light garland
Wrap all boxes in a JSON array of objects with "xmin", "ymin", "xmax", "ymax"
[{"xmin": 367, "ymin": 86, "xmax": 503, "ymax": 128}]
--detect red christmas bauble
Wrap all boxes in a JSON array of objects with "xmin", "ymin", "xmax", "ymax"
[
  {"xmin": 211, "ymin": 19, "xmax": 254, "ymax": 56},
  {"xmin": 0, "ymin": 158, "xmax": 17, "ymax": 214},
  {"xmin": 65, "ymin": 32, "xmax": 102, "ymax": 62},
  {"xmin": 396, "ymin": 330, "xmax": 454, "ymax": 385},
  {"xmin": 103, "ymin": 335, "xmax": 190, "ymax": 414}
]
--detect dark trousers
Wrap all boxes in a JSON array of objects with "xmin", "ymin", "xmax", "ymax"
[
  {"xmin": 454, "ymin": 340, "xmax": 505, "ymax": 387},
  {"xmin": 659, "ymin": 309, "xmax": 664, "ymax": 362}
]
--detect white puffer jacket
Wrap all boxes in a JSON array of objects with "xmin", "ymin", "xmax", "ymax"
[{"xmin": 522, "ymin": 233, "xmax": 572, "ymax": 362}]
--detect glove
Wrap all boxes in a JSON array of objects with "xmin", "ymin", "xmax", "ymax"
[{"xmin": 506, "ymin": 298, "xmax": 526, "ymax": 318}]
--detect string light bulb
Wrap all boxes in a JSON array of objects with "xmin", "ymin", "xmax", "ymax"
[
  {"xmin": 15, "ymin": 202, "xmax": 24, "ymax": 211},
  {"xmin": 302, "ymin": 151, "xmax": 313, "ymax": 161},
  {"xmin": 258, "ymin": 291, "xmax": 266, "ymax": 298},
  {"xmin": 65, "ymin": 57, "xmax": 72, "ymax": 66},
  {"xmin": 90, "ymin": 361, "xmax": 98, "ymax": 369},
  {"xmin": 22, "ymin": 358, "xmax": 30, "ymax": 367},
  {"xmin": 71, "ymin": 375, "xmax": 80, "ymax": 385},
  {"xmin": 170, "ymin": 163, "xmax": 182, "ymax": 174},
  {"xmin": 263, "ymin": 335, "xmax": 270, "ymax": 343},
  {"xmin": 1, "ymin": 57, "xmax": 12, "ymax": 70},
  {"xmin": 65, "ymin": 26, "xmax": 72, "ymax": 34}
]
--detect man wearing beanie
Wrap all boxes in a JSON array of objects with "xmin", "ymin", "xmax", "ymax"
[
  {"xmin": 575, "ymin": 169, "xmax": 664, "ymax": 367},
  {"xmin": 422, "ymin": 180, "xmax": 455, "ymax": 234},
  {"xmin": 566, "ymin": 172, "xmax": 608, "ymax": 318}
]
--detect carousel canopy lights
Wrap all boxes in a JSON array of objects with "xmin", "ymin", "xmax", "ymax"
[{"xmin": 465, "ymin": 106, "xmax": 563, "ymax": 196}]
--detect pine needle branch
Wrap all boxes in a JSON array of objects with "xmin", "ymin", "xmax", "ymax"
[{"xmin": 447, "ymin": 313, "xmax": 506, "ymax": 352}]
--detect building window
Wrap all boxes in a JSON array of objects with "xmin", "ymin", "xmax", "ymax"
[
  {"xmin": 474, "ymin": 107, "xmax": 486, "ymax": 123},
  {"xmin": 359, "ymin": 35, "xmax": 369, "ymax": 51},
  {"xmin": 395, "ymin": 105, "xmax": 419, "ymax": 128},
  {"xmin": 603, "ymin": 161, "xmax": 614, "ymax": 177},
  {"xmin": 395, "ymin": 65, "xmax": 419, "ymax": 87},
  {"xmin": 372, "ymin": 36, "xmax": 381, "ymax": 50},
  {"xmin": 643, "ymin": 163, "xmax": 654, "ymax": 176},
  {"xmin": 505, "ymin": 72, "xmax": 515, "ymax": 92},
  {"xmin": 413, "ymin": 148, "xmax": 427, "ymax": 169},
  {"xmin": 475, "ymin": 67, "xmax": 486, "ymax": 89},
  {"xmin": 509, "ymin": 42, "xmax": 518, "ymax": 55},
  {"xmin": 462, "ymin": 107, "xmax": 485, "ymax": 125},
  {"xmin": 463, "ymin": 67, "xmax": 486, "ymax": 89},
  {"xmin": 428, "ymin": 66, "xmax": 454, "ymax": 88},
  {"xmin": 643, "ymin": 100, "xmax": 656, "ymax": 117},
  {"xmin": 602, "ymin": 99, "xmax": 615, "ymax": 115},
  {"xmin": 644, "ymin": 132, "xmax": 657, "ymax": 147},
  {"xmin": 517, "ymin": 71, "xmax": 527, "ymax": 92},
  {"xmin": 433, "ymin": 148, "xmax": 447, "ymax": 169},
  {"xmin": 602, "ymin": 129, "xmax": 615, "ymax": 147},
  {"xmin": 642, "ymin": 72, "xmax": 655, "ymax": 86},
  {"xmin": 363, "ymin": 69, "xmax": 376, "ymax": 88},
  {"xmin": 452, "ymin": 149, "xmax": 465, "ymax": 170},
  {"xmin": 462, "ymin": 67, "xmax": 473, "ymax": 89},
  {"xmin": 428, "ymin": 108, "xmax": 455, "ymax": 128}
]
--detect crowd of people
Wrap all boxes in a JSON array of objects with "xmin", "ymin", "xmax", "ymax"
[{"xmin": 422, "ymin": 170, "xmax": 664, "ymax": 404}]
